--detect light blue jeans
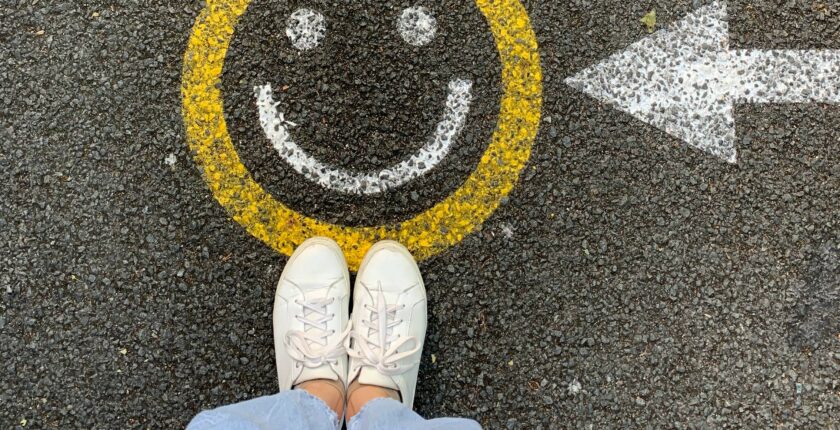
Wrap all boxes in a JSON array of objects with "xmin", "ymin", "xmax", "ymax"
[{"xmin": 187, "ymin": 389, "xmax": 482, "ymax": 430}]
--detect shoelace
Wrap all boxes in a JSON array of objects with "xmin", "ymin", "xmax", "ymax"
[
  {"xmin": 346, "ymin": 283, "xmax": 421, "ymax": 376},
  {"xmin": 283, "ymin": 280, "xmax": 351, "ymax": 373}
]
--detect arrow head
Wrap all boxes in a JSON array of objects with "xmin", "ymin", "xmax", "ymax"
[{"xmin": 566, "ymin": 1, "xmax": 738, "ymax": 163}]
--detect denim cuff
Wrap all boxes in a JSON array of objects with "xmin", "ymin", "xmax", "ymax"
[
  {"xmin": 294, "ymin": 389, "xmax": 342, "ymax": 430},
  {"xmin": 347, "ymin": 397, "xmax": 403, "ymax": 429}
]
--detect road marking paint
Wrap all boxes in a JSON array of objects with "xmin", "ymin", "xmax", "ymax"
[
  {"xmin": 566, "ymin": 0, "xmax": 840, "ymax": 163},
  {"xmin": 568, "ymin": 379, "xmax": 582, "ymax": 395},
  {"xmin": 255, "ymin": 79, "xmax": 473, "ymax": 195},
  {"xmin": 182, "ymin": 0, "xmax": 542, "ymax": 270},
  {"xmin": 286, "ymin": 8, "xmax": 325, "ymax": 51},
  {"xmin": 398, "ymin": 6, "xmax": 437, "ymax": 47}
]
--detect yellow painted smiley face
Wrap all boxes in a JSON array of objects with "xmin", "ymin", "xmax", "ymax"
[{"xmin": 182, "ymin": 0, "xmax": 542, "ymax": 270}]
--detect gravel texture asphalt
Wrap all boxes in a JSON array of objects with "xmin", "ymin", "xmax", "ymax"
[{"xmin": 1, "ymin": 0, "xmax": 839, "ymax": 428}]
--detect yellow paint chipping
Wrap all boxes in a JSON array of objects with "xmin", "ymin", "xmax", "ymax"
[{"xmin": 182, "ymin": 0, "xmax": 542, "ymax": 270}]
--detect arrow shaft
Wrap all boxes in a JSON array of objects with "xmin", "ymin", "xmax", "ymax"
[
  {"xmin": 565, "ymin": 0, "xmax": 840, "ymax": 163},
  {"xmin": 730, "ymin": 50, "xmax": 840, "ymax": 104}
]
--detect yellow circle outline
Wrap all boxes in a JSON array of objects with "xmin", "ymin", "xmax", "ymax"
[{"xmin": 182, "ymin": 0, "xmax": 542, "ymax": 270}]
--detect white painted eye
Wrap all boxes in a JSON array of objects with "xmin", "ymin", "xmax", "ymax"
[
  {"xmin": 286, "ymin": 8, "xmax": 326, "ymax": 51},
  {"xmin": 398, "ymin": 6, "xmax": 437, "ymax": 47}
]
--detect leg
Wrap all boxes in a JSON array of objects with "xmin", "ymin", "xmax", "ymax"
[
  {"xmin": 274, "ymin": 237, "xmax": 353, "ymax": 418},
  {"xmin": 345, "ymin": 241, "xmax": 483, "ymax": 430},
  {"xmin": 346, "ymin": 379, "xmax": 400, "ymax": 419},
  {"xmin": 297, "ymin": 378, "xmax": 346, "ymax": 418},
  {"xmin": 186, "ymin": 389, "xmax": 339, "ymax": 430},
  {"xmin": 348, "ymin": 397, "xmax": 482, "ymax": 430}
]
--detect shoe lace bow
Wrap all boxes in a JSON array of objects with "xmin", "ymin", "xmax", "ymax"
[
  {"xmin": 346, "ymin": 283, "xmax": 421, "ymax": 376},
  {"xmin": 284, "ymin": 280, "xmax": 351, "ymax": 371}
]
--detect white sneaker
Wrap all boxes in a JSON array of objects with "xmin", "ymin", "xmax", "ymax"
[
  {"xmin": 347, "ymin": 240, "xmax": 427, "ymax": 408},
  {"xmin": 273, "ymin": 237, "xmax": 351, "ymax": 391}
]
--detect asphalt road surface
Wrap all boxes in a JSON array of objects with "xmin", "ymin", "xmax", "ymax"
[{"xmin": 2, "ymin": 0, "xmax": 839, "ymax": 428}]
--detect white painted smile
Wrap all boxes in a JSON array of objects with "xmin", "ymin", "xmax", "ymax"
[
  {"xmin": 251, "ymin": 6, "xmax": 473, "ymax": 195},
  {"xmin": 255, "ymin": 79, "xmax": 473, "ymax": 195}
]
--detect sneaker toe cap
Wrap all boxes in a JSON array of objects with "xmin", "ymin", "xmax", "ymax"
[
  {"xmin": 282, "ymin": 238, "xmax": 348, "ymax": 287},
  {"xmin": 358, "ymin": 243, "xmax": 423, "ymax": 290}
]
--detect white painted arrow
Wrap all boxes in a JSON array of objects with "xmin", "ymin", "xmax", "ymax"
[{"xmin": 565, "ymin": 0, "xmax": 840, "ymax": 163}]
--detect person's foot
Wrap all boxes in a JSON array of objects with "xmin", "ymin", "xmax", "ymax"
[
  {"xmin": 273, "ymin": 237, "xmax": 351, "ymax": 397},
  {"xmin": 346, "ymin": 240, "xmax": 427, "ymax": 411}
]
